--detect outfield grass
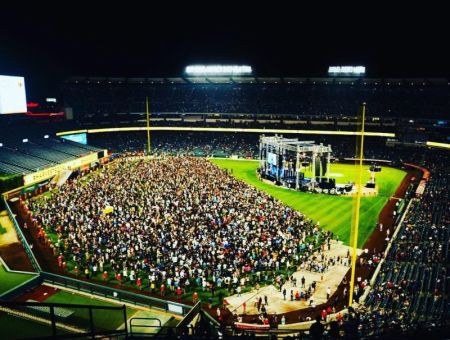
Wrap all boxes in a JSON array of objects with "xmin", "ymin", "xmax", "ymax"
[
  {"xmin": 210, "ymin": 159, "xmax": 406, "ymax": 248},
  {"xmin": 0, "ymin": 263, "xmax": 36, "ymax": 294},
  {"xmin": 44, "ymin": 290, "xmax": 139, "ymax": 330}
]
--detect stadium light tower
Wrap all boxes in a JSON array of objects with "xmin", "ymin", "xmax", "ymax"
[
  {"xmin": 185, "ymin": 65, "xmax": 253, "ymax": 76},
  {"xmin": 328, "ymin": 66, "xmax": 366, "ymax": 77}
]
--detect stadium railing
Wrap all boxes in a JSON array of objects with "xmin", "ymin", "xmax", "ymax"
[
  {"xmin": 176, "ymin": 301, "xmax": 202, "ymax": 329},
  {"xmin": 40, "ymin": 271, "xmax": 193, "ymax": 316},
  {"xmin": 2, "ymin": 196, "xmax": 42, "ymax": 272},
  {"xmin": 0, "ymin": 300, "xmax": 128, "ymax": 338}
]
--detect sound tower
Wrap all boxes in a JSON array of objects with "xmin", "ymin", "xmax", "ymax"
[
  {"xmin": 314, "ymin": 156, "xmax": 321, "ymax": 177},
  {"xmin": 278, "ymin": 153, "xmax": 283, "ymax": 168},
  {"xmin": 321, "ymin": 156, "xmax": 327, "ymax": 176}
]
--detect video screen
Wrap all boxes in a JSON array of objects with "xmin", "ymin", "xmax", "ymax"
[
  {"xmin": 0, "ymin": 75, "xmax": 27, "ymax": 114},
  {"xmin": 267, "ymin": 152, "xmax": 277, "ymax": 165},
  {"xmin": 61, "ymin": 133, "xmax": 88, "ymax": 145}
]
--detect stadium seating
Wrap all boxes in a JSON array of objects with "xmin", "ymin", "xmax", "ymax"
[
  {"xmin": 62, "ymin": 79, "xmax": 450, "ymax": 120},
  {"xmin": 364, "ymin": 167, "xmax": 449, "ymax": 330},
  {"xmin": 0, "ymin": 131, "xmax": 102, "ymax": 174}
]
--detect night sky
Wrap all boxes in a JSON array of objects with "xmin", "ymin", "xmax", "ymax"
[{"xmin": 1, "ymin": 3, "xmax": 449, "ymax": 98}]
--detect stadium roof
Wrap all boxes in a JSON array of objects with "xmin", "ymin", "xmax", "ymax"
[{"xmin": 64, "ymin": 76, "xmax": 450, "ymax": 85}]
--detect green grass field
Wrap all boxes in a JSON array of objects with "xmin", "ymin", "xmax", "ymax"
[
  {"xmin": 44, "ymin": 290, "xmax": 139, "ymax": 330},
  {"xmin": 211, "ymin": 159, "xmax": 406, "ymax": 248},
  {"xmin": 0, "ymin": 263, "xmax": 36, "ymax": 294}
]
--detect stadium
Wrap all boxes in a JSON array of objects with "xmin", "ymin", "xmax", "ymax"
[{"xmin": 1, "ymin": 7, "xmax": 449, "ymax": 340}]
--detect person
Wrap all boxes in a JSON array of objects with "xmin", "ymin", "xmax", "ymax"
[
  {"xmin": 242, "ymin": 302, "xmax": 246, "ymax": 314},
  {"xmin": 272, "ymin": 312, "xmax": 279, "ymax": 326},
  {"xmin": 218, "ymin": 291, "xmax": 225, "ymax": 307},
  {"xmin": 208, "ymin": 297, "xmax": 213, "ymax": 309},
  {"xmin": 150, "ymin": 281, "xmax": 155, "ymax": 293},
  {"xmin": 237, "ymin": 285, "xmax": 242, "ymax": 297},
  {"xmin": 328, "ymin": 320, "xmax": 340, "ymax": 339},
  {"xmin": 216, "ymin": 307, "xmax": 221, "ymax": 320},
  {"xmin": 343, "ymin": 314, "xmax": 358, "ymax": 338},
  {"xmin": 301, "ymin": 276, "xmax": 306, "ymax": 288},
  {"xmin": 193, "ymin": 291, "xmax": 198, "ymax": 303},
  {"xmin": 326, "ymin": 286, "xmax": 331, "ymax": 300},
  {"xmin": 282, "ymin": 288, "xmax": 287, "ymax": 300},
  {"xmin": 309, "ymin": 315, "xmax": 325, "ymax": 340},
  {"xmin": 136, "ymin": 277, "xmax": 142, "ymax": 290},
  {"xmin": 281, "ymin": 315, "xmax": 286, "ymax": 325},
  {"xmin": 264, "ymin": 295, "xmax": 268, "ymax": 306}
]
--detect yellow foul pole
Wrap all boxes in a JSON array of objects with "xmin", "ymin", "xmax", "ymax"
[
  {"xmin": 146, "ymin": 97, "xmax": 150, "ymax": 156},
  {"xmin": 348, "ymin": 103, "xmax": 366, "ymax": 306}
]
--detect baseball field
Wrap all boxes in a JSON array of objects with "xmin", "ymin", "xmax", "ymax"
[{"xmin": 210, "ymin": 160, "xmax": 406, "ymax": 248}]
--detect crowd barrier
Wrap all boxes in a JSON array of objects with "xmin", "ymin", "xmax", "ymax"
[
  {"xmin": 2, "ymin": 196, "xmax": 42, "ymax": 272},
  {"xmin": 41, "ymin": 271, "xmax": 192, "ymax": 315}
]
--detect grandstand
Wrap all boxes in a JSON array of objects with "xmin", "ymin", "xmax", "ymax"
[
  {"xmin": 62, "ymin": 76, "xmax": 450, "ymax": 123},
  {"xmin": 0, "ymin": 137, "xmax": 102, "ymax": 175}
]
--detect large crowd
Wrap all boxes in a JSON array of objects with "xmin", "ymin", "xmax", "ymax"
[
  {"xmin": 63, "ymin": 82, "xmax": 450, "ymax": 119},
  {"xmin": 89, "ymin": 131, "xmax": 417, "ymax": 163},
  {"xmin": 21, "ymin": 136, "xmax": 450, "ymax": 338},
  {"xmin": 27, "ymin": 157, "xmax": 331, "ymax": 296},
  {"xmin": 89, "ymin": 132, "xmax": 259, "ymax": 158}
]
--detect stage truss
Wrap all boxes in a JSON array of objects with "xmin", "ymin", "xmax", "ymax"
[{"xmin": 259, "ymin": 135, "xmax": 332, "ymax": 189}]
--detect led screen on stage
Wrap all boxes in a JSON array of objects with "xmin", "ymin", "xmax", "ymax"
[
  {"xmin": 267, "ymin": 152, "xmax": 277, "ymax": 165},
  {"xmin": 0, "ymin": 75, "xmax": 27, "ymax": 114},
  {"xmin": 61, "ymin": 133, "xmax": 87, "ymax": 145}
]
